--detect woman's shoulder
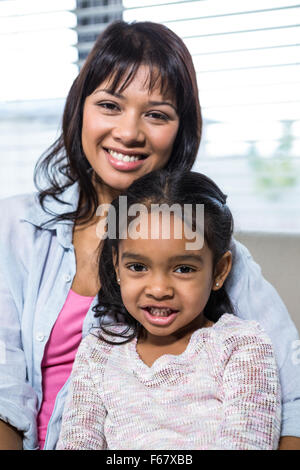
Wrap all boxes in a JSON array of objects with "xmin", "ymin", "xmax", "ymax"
[
  {"xmin": 0, "ymin": 192, "xmax": 46, "ymax": 238},
  {"xmin": 0, "ymin": 182, "xmax": 80, "ymax": 232},
  {"xmin": 0, "ymin": 192, "xmax": 40, "ymax": 245},
  {"xmin": 0, "ymin": 192, "xmax": 38, "ymax": 220}
]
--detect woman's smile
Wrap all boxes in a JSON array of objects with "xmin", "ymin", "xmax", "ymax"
[
  {"xmin": 104, "ymin": 146, "xmax": 148, "ymax": 171},
  {"xmin": 81, "ymin": 65, "xmax": 180, "ymax": 195}
]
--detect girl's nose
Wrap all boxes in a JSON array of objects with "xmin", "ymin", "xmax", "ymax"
[
  {"xmin": 144, "ymin": 278, "xmax": 174, "ymax": 300},
  {"xmin": 112, "ymin": 113, "xmax": 145, "ymax": 146}
]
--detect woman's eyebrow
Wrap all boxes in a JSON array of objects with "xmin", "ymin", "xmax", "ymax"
[
  {"xmin": 92, "ymin": 89, "xmax": 177, "ymax": 111},
  {"xmin": 148, "ymin": 100, "xmax": 177, "ymax": 112},
  {"xmin": 92, "ymin": 88, "xmax": 123, "ymax": 98}
]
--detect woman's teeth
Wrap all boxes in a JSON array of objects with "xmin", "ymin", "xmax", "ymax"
[{"xmin": 108, "ymin": 149, "xmax": 141, "ymax": 162}]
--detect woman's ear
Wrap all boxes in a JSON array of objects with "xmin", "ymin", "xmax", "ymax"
[{"xmin": 212, "ymin": 251, "xmax": 232, "ymax": 291}]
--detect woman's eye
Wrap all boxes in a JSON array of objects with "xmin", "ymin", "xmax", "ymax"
[
  {"xmin": 147, "ymin": 111, "xmax": 169, "ymax": 121},
  {"xmin": 97, "ymin": 102, "xmax": 119, "ymax": 111},
  {"xmin": 127, "ymin": 263, "xmax": 147, "ymax": 272},
  {"xmin": 175, "ymin": 266, "xmax": 195, "ymax": 274}
]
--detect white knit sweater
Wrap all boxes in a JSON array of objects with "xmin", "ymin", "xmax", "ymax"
[{"xmin": 56, "ymin": 314, "xmax": 281, "ymax": 450}]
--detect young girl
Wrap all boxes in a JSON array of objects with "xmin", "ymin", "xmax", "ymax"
[{"xmin": 57, "ymin": 170, "xmax": 281, "ymax": 450}]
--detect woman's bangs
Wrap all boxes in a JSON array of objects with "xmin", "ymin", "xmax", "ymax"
[{"xmin": 101, "ymin": 59, "xmax": 175, "ymax": 104}]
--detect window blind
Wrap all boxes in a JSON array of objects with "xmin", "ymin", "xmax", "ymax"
[
  {"xmin": 121, "ymin": 0, "xmax": 300, "ymax": 232},
  {"xmin": 0, "ymin": 0, "xmax": 77, "ymax": 197},
  {"xmin": 75, "ymin": 0, "xmax": 122, "ymax": 63},
  {"xmin": 0, "ymin": 0, "xmax": 299, "ymax": 231},
  {"xmin": 74, "ymin": 1, "xmax": 300, "ymax": 155}
]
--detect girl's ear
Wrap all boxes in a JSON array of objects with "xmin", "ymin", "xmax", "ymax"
[
  {"xmin": 212, "ymin": 251, "xmax": 232, "ymax": 291},
  {"xmin": 112, "ymin": 247, "xmax": 120, "ymax": 283}
]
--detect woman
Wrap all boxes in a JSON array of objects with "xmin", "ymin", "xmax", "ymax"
[{"xmin": 0, "ymin": 21, "xmax": 299, "ymax": 450}]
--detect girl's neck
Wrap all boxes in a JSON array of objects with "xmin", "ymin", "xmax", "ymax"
[
  {"xmin": 136, "ymin": 315, "xmax": 214, "ymax": 368},
  {"xmin": 138, "ymin": 314, "xmax": 213, "ymax": 349}
]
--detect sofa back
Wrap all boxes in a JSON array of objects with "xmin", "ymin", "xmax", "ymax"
[{"xmin": 235, "ymin": 232, "xmax": 300, "ymax": 334}]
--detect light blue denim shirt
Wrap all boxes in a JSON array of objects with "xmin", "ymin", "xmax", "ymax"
[{"xmin": 0, "ymin": 182, "xmax": 300, "ymax": 450}]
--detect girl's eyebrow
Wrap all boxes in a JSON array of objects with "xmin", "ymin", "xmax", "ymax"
[
  {"xmin": 121, "ymin": 252, "xmax": 148, "ymax": 262},
  {"xmin": 121, "ymin": 252, "xmax": 203, "ymax": 264},
  {"xmin": 168, "ymin": 254, "xmax": 204, "ymax": 265},
  {"xmin": 92, "ymin": 88, "xmax": 177, "ymax": 112}
]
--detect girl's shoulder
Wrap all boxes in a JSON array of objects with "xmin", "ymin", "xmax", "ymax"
[
  {"xmin": 80, "ymin": 325, "xmax": 132, "ymax": 362},
  {"xmin": 207, "ymin": 313, "xmax": 274, "ymax": 356},
  {"xmin": 213, "ymin": 313, "xmax": 267, "ymax": 333}
]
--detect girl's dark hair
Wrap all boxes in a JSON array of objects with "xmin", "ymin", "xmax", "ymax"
[
  {"xmin": 34, "ymin": 21, "xmax": 201, "ymax": 226},
  {"xmin": 94, "ymin": 170, "xmax": 234, "ymax": 345}
]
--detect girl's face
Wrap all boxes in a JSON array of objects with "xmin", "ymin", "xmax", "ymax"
[
  {"xmin": 82, "ymin": 66, "xmax": 179, "ymax": 195},
  {"xmin": 114, "ymin": 213, "xmax": 231, "ymax": 344}
]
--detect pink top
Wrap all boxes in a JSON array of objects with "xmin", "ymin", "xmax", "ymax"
[{"xmin": 37, "ymin": 289, "xmax": 94, "ymax": 449}]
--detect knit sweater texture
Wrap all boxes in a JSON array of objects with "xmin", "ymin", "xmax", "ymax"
[{"xmin": 57, "ymin": 314, "xmax": 281, "ymax": 450}]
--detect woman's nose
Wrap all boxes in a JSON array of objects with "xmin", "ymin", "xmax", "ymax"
[{"xmin": 112, "ymin": 112, "xmax": 145, "ymax": 146}]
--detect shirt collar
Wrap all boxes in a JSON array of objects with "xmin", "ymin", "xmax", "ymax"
[{"xmin": 22, "ymin": 181, "xmax": 81, "ymax": 249}]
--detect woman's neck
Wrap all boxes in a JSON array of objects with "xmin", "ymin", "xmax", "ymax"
[
  {"xmin": 77, "ymin": 172, "xmax": 121, "ymax": 227},
  {"xmin": 93, "ymin": 171, "xmax": 120, "ymax": 206}
]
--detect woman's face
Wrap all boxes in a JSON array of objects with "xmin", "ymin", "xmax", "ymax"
[{"xmin": 81, "ymin": 66, "xmax": 179, "ymax": 195}]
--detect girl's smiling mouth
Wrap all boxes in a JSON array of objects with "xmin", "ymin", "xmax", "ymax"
[{"xmin": 140, "ymin": 305, "xmax": 180, "ymax": 326}]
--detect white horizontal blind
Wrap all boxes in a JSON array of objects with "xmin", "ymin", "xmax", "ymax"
[
  {"xmin": 0, "ymin": 0, "xmax": 299, "ymax": 231},
  {"xmin": 74, "ymin": 1, "xmax": 300, "ymax": 154},
  {"xmin": 0, "ymin": 0, "xmax": 78, "ymax": 197},
  {"xmin": 122, "ymin": 0, "xmax": 300, "ymax": 232},
  {"xmin": 75, "ymin": 0, "xmax": 122, "ymax": 63},
  {"xmin": 122, "ymin": 1, "xmax": 300, "ymax": 149},
  {"xmin": 0, "ymin": 0, "xmax": 78, "ymax": 101}
]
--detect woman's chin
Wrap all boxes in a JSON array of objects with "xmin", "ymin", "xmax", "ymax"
[{"xmin": 93, "ymin": 172, "xmax": 139, "ymax": 198}]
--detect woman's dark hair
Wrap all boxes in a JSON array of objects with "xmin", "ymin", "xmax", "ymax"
[
  {"xmin": 94, "ymin": 169, "xmax": 234, "ymax": 345},
  {"xmin": 34, "ymin": 21, "xmax": 201, "ymax": 226}
]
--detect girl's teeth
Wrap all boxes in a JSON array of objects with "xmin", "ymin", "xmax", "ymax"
[
  {"xmin": 149, "ymin": 308, "xmax": 173, "ymax": 317},
  {"xmin": 108, "ymin": 149, "xmax": 140, "ymax": 162}
]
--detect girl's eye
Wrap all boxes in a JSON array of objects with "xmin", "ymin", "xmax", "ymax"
[
  {"xmin": 127, "ymin": 263, "xmax": 147, "ymax": 272},
  {"xmin": 175, "ymin": 266, "xmax": 195, "ymax": 274}
]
